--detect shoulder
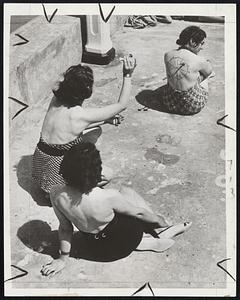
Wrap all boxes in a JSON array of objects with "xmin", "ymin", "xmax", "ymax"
[
  {"xmin": 91, "ymin": 187, "xmax": 121, "ymax": 200},
  {"xmin": 164, "ymin": 50, "xmax": 174, "ymax": 60},
  {"xmin": 69, "ymin": 106, "xmax": 89, "ymax": 132},
  {"xmin": 195, "ymin": 55, "xmax": 209, "ymax": 68},
  {"xmin": 70, "ymin": 106, "xmax": 85, "ymax": 120}
]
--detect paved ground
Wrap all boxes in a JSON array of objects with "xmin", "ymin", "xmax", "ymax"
[{"xmin": 8, "ymin": 19, "xmax": 226, "ymax": 293}]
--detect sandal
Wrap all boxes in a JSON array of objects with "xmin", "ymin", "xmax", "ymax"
[
  {"xmin": 136, "ymin": 238, "xmax": 175, "ymax": 252},
  {"xmin": 157, "ymin": 222, "xmax": 192, "ymax": 239}
]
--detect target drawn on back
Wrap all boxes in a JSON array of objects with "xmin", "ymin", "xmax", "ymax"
[{"xmin": 166, "ymin": 56, "xmax": 190, "ymax": 80}]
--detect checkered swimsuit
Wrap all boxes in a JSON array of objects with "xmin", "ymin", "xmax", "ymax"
[
  {"xmin": 162, "ymin": 81, "xmax": 208, "ymax": 115},
  {"xmin": 32, "ymin": 134, "xmax": 83, "ymax": 193}
]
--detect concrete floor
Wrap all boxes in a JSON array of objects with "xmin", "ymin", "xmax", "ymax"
[{"xmin": 8, "ymin": 20, "xmax": 226, "ymax": 293}]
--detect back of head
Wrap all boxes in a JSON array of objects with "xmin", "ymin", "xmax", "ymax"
[
  {"xmin": 60, "ymin": 142, "xmax": 102, "ymax": 194},
  {"xmin": 176, "ymin": 26, "xmax": 206, "ymax": 47},
  {"xmin": 53, "ymin": 64, "xmax": 94, "ymax": 107}
]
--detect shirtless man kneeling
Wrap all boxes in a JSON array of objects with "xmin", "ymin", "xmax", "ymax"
[
  {"xmin": 41, "ymin": 142, "xmax": 191, "ymax": 277},
  {"xmin": 162, "ymin": 25, "xmax": 214, "ymax": 115}
]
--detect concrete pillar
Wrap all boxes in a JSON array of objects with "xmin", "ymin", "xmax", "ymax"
[{"xmin": 82, "ymin": 15, "xmax": 115, "ymax": 65}]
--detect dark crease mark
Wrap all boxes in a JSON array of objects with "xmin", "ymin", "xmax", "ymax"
[
  {"xmin": 13, "ymin": 33, "xmax": 29, "ymax": 46},
  {"xmin": 147, "ymin": 282, "xmax": 155, "ymax": 296},
  {"xmin": 217, "ymin": 114, "xmax": 236, "ymax": 132},
  {"xmin": 9, "ymin": 97, "xmax": 29, "ymax": 120},
  {"xmin": 169, "ymin": 62, "xmax": 185, "ymax": 79},
  {"xmin": 131, "ymin": 282, "xmax": 155, "ymax": 296},
  {"xmin": 49, "ymin": 8, "xmax": 58, "ymax": 23},
  {"xmin": 98, "ymin": 3, "xmax": 116, "ymax": 23},
  {"xmin": 131, "ymin": 282, "xmax": 147, "ymax": 296},
  {"xmin": 4, "ymin": 265, "xmax": 28, "ymax": 282},
  {"xmin": 217, "ymin": 258, "xmax": 236, "ymax": 282},
  {"xmin": 42, "ymin": 3, "xmax": 58, "ymax": 23},
  {"xmin": 12, "ymin": 107, "xmax": 28, "ymax": 120}
]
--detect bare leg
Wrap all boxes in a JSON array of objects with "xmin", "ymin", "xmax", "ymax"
[
  {"xmin": 119, "ymin": 186, "xmax": 153, "ymax": 212},
  {"xmin": 136, "ymin": 222, "xmax": 192, "ymax": 252},
  {"xmin": 97, "ymin": 165, "xmax": 114, "ymax": 188},
  {"xmin": 119, "ymin": 186, "xmax": 169, "ymax": 228},
  {"xmin": 102, "ymin": 165, "xmax": 114, "ymax": 180}
]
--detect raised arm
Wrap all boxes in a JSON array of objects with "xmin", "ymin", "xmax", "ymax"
[
  {"xmin": 74, "ymin": 55, "xmax": 136, "ymax": 125},
  {"xmin": 41, "ymin": 201, "xmax": 73, "ymax": 277}
]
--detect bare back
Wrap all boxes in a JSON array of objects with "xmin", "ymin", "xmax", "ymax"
[
  {"xmin": 41, "ymin": 97, "xmax": 89, "ymax": 144},
  {"xmin": 50, "ymin": 186, "xmax": 116, "ymax": 234},
  {"xmin": 164, "ymin": 49, "xmax": 205, "ymax": 91}
]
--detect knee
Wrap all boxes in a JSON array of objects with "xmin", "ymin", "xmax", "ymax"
[
  {"xmin": 119, "ymin": 185, "xmax": 134, "ymax": 195},
  {"xmin": 101, "ymin": 165, "xmax": 114, "ymax": 180}
]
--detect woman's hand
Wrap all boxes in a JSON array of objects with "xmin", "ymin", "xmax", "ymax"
[
  {"xmin": 41, "ymin": 258, "xmax": 66, "ymax": 277},
  {"xmin": 122, "ymin": 54, "xmax": 137, "ymax": 77},
  {"xmin": 105, "ymin": 114, "xmax": 124, "ymax": 126}
]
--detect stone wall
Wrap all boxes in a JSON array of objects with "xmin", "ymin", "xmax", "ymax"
[
  {"xmin": 8, "ymin": 14, "xmax": 127, "ymax": 138},
  {"xmin": 9, "ymin": 15, "xmax": 82, "ymax": 134}
]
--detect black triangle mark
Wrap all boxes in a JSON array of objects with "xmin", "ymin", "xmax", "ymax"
[
  {"xmin": 42, "ymin": 3, "xmax": 58, "ymax": 23},
  {"xmin": 98, "ymin": 3, "xmax": 115, "ymax": 23},
  {"xmin": 131, "ymin": 282, "xmax": 147, "ymax": 296},
  {"xmin": 9, "ymin": 97, "xmax": 29, "ymax": 120},
  {"xmin": 217, "ymin": 114, "xmax": 236, "ymax": 132},
  {"xmin": 13, "ymin": 33, "xmax": 29, "ymax": 46},
  {"xmin": 4, "ymin": 265, "xmax": 28, "ymax": 283},
  {"xmin": 217, "ymin": 258, "xmax": 236, "ymax": 282},
  {"xmin": 131, "ymin": 282, "xmax": 155, "ymax": 296}
]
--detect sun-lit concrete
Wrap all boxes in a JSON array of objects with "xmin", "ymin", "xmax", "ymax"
[{"xmin": 8, "ymin": 18, "xmax": 226, "ymax": 292}]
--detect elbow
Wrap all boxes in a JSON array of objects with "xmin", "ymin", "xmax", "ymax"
[
  {"xmin": 120, "ymin": 106, "xmax": 127, "ymax": 112},
  {"xmin": 135, "ymin": 208, "xmax": 148, "ymax": 219},
  {"xmin": 116, "ymin": 104, "xmax": 127, "ymax": 113}
]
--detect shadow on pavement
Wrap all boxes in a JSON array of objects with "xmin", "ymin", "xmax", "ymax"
[
  {"xmin": 135, "ymin": 85, "xmax": 175, "ymax": 114},
  {"xmin": 14, "ymin": 155, "xmax": 52, "ymax": 207},
  {"xmin": 17, "ymin": 220, "xmax": 141, "ymax": 262},
  {"xmin": 13, "ymin": 128, "xmax": 102, "ymax": 208}
]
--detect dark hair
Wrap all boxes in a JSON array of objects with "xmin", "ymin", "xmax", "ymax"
[
  {"xmin": 60, "ymin": 142, "xmax": 102, "ymax": 194},
  {"xmin": 53, "ymin": 64, "xmax": 94, "ymax": 107},
  {"xmin": 176, "ymin": 26, "xmax": 206, "ymax": 47}
]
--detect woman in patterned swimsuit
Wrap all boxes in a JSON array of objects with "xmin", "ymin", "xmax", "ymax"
[
  {"xmin": 32, "ymin": 54, "xmax": 136, "ymax": 196},
  {"xmin": 162, "ymin": 26, "xmax": 214, "ymax": 115}
]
